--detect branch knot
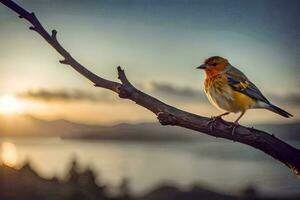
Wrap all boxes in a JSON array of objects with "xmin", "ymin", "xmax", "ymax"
[
  {"xmin": 117, "ymin": 85, "xmax": 132, "ymax": 98},
  {"xmin": 51, "ymin": 29, "xmax": 57, "ymax": 40},
  {"xmin": 157, "ymin": 112, "xmax": 178, "ymax": 126}
]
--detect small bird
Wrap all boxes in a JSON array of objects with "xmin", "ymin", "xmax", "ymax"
[{"xmin": 197, "ymin": 56, "xmax": 292, "ymax": 132}]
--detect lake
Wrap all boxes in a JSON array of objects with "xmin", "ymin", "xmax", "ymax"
[{"xmin": 0, "ymin": 137, "xmax": 299, "ymax": 196}]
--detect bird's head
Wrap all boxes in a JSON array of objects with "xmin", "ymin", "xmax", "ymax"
[{"xmin": 196, "ymin": 56, "xmax": 230, "ymax": 77}]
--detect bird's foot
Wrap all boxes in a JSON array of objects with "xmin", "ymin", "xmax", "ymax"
[
  {"xmin": 228, "ymin": 122, "xmax": 240, "ymax": 138},
  {"xmin": 205, "ymin": 116, "xmax": 222, "ymax": 132}
]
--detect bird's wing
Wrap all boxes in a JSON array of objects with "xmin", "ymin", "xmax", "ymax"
[{"xmin": 226, "ymin": 66, "xmax": 270, "ymax": 104}]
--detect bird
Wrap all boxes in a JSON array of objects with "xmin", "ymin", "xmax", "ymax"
[{"xmin": 196, "ymin": 56, "xmax": 292, "ymax": 133}]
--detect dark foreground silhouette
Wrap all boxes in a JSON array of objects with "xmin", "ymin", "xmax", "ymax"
[{"xmin": 0, "ymin": 158, "xmax": 298, "ymax": 200}]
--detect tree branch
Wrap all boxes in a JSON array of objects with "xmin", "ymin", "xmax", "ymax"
[{"xmin": 1, "ymin": 0, "xmax": 300, "ymax": 177}]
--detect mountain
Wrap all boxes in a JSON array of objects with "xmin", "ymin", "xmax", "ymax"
[
  {"xmin": 65, "ymin": 122, "xmax": 210, "ymax": 141},
  {"xmin": 0, "ymin": 114, "xmax": 207, "ymax": 141},
  {"xmin": 0, "ymin": 114, "xmax": 104, "ymax": 137},
  {"xmin": 0, "ymin": 114, "xmax": 299, "ymax": 141}
]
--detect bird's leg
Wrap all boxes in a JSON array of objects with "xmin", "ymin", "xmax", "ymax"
[
  {"xmin": 229, "ymin": 111, "xmax": 245, "ymax": 137},
  {"xmin": 231, "ymin": 121, "xmax": 239, "ymax": 138},
  {"xmin": 216, "ymin": 112, "xmax": 231, "ymax": 118},
  {"xmin": 206, "ymin": 112, "xmax": 230, "ymax": 132}
]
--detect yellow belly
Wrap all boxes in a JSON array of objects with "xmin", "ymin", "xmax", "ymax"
[{"xmin": 205, "ymin": 77, "xmax": 256, "ymax": 113}]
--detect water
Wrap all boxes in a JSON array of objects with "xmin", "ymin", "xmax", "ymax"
[{"xmin": 0, "ymin": 137, "xmax": 299, "ymax": 196}]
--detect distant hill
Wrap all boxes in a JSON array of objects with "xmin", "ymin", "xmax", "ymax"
[
  {"xmin": 0, "ymin": 114, "xmax": 299, "ymax": 141},
  {"xmin": 0, "ymin": 114, "xmax": 207, "ymax": 141},
  {"xmin": 63, "ymin": 122, "xmax": 210, "ymax": 141},
  {"xmin": 0, "ymin": 114, "xmax": 104, "ymax": 137}
]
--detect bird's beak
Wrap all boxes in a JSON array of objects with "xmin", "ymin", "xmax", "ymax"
[{"xmin": 196, "ymin": 64, "xmax": 207, "ymax": 69}]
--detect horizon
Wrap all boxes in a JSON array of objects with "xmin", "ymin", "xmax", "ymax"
[
  {"xmin": 1, "ymin": 113, "xmax": 300, "ymax": 140},
  {"xmin": 1, "ymin": 113, "xmax": 300, "ymax": 127}
]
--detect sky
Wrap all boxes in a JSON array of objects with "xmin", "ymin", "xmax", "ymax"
[{"xmin": 0, "ymin": 0, "xmax": 299, "ymax": 124}]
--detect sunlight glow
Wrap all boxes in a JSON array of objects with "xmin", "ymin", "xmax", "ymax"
[
  {"xmin": 0, "ymin": 95, "xmax": 24, "ymax": 115},
  {"xmin": 1, "ymin": 142, "xmax": 18, "ymax": 167}
]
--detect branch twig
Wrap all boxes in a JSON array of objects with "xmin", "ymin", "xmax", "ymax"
[{"xmin": 1, "ymin": 0, "xmax": 300, "ymax": 177}]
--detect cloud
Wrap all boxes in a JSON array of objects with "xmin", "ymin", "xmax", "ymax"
[
  {"xmin": 287, "ymin": 94, "xmax": 300, "ymax": 105},
  {"xmin": 18, "ymin": 88, "xmax": 115, "ymax": 102},
  {"xmin": 18, "ymin": 85, "xmax": 300, "ymax": 107},
  {"xmin": 141, "ymin": 81, "xmax": 207, "ymax": 103},
  {"xmin": 269, "ymin": 93, "xmax": 300, "ymax": 106},
  {"xmin": 150, "ymin": 82, "xmax": 199, "ymax": 97}
]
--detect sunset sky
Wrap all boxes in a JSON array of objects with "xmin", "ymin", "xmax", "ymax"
[{"xmin": 0, "ymin": 0, "xmax": 299, "ymax": 124}]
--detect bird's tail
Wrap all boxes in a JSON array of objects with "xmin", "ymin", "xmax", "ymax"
[{"xmin": 265, "ymin": 103, "xmax": 293, "ymax": 118}]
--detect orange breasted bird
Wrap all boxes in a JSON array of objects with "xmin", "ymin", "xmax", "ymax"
[{"xmin": 196, "ymin": 56, "xmax": 292, "ymax": 131}]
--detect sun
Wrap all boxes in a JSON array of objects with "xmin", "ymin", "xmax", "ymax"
[{"xmin": 0, "ymin": 95, "xmax": 24, "ymax": 115}]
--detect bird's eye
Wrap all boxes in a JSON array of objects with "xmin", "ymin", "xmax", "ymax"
[{"xmin": 212, "ymin": 63, "xmax": 217, "ymax": 66}]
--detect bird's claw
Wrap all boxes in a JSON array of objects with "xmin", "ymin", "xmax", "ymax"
[
  {"xmin": 228, "ymin": 122, "xmax": 240, "ymax": 139},
  {"xmin": 205, "ymin": 116, "xmax": 222, "ymax": 132}
]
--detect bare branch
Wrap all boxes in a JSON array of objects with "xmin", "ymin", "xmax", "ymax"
[{"xmin": 1, "ymin": 0, "xmax": 300, "ymax": 177}]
